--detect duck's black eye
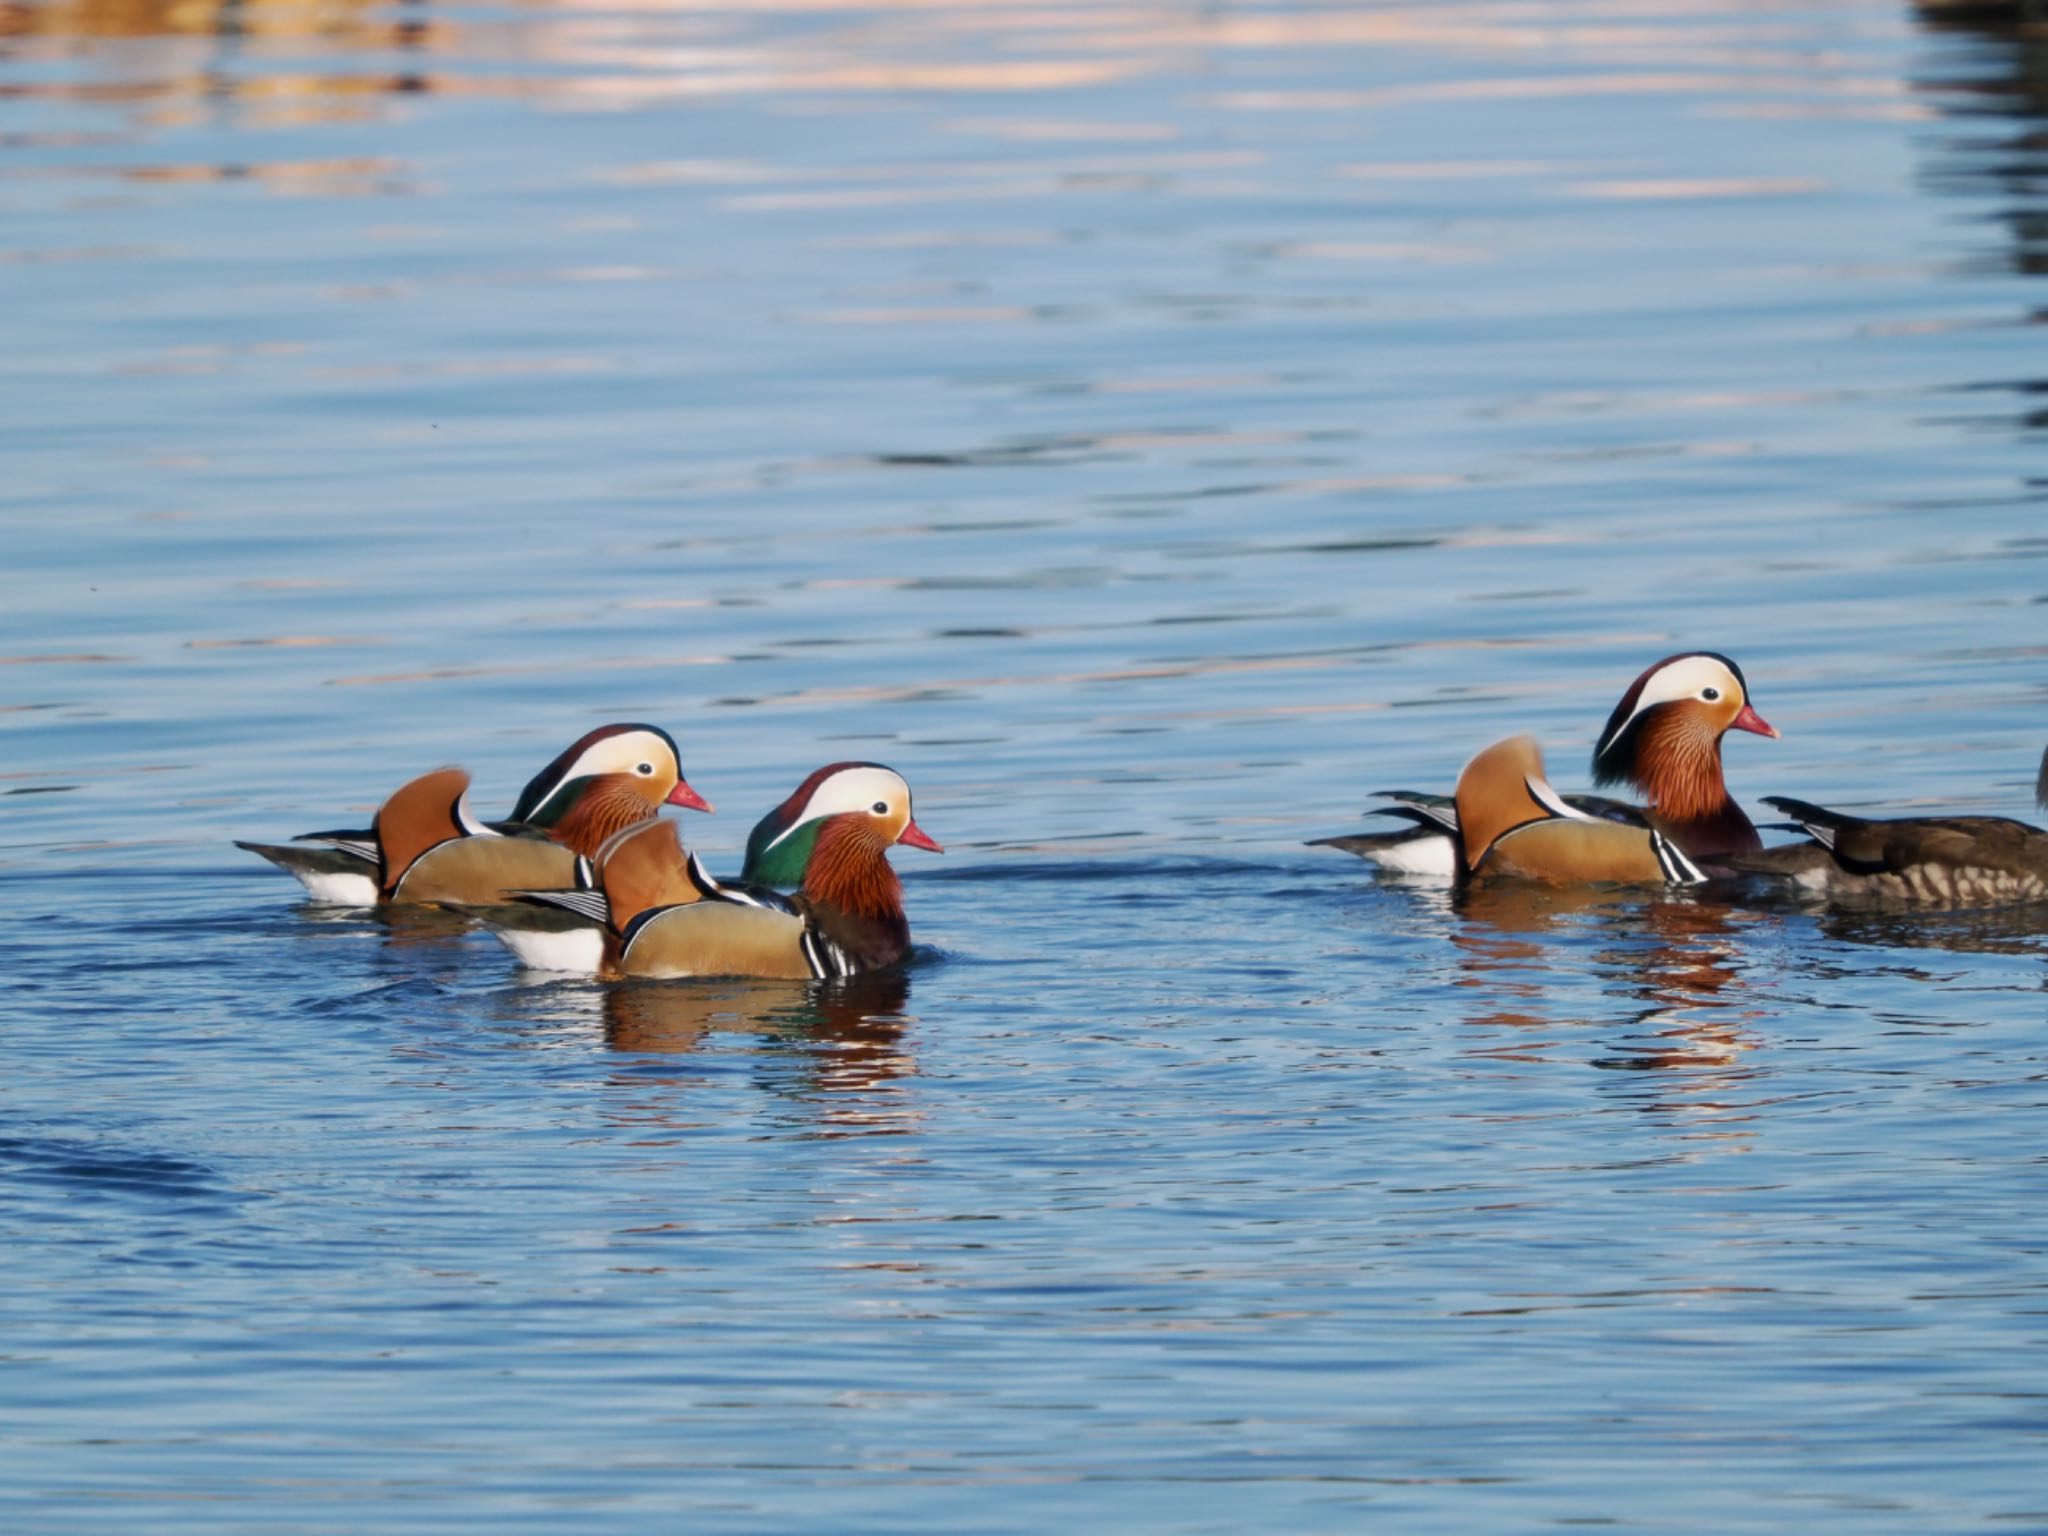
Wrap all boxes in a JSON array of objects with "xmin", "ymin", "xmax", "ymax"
[
  {"xmin": 872, "ymin": 801, "xmax": 889, "ymax": 815},
  {"xmin": 637, "ymin": 762, "xmax": 653, "ymax": 774},
  {"xmin": 1701, "ymin": 688, "xmax": 1720, "ymax": 702}
]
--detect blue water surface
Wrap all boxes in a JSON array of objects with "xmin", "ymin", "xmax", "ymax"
[{"xmin": 3, "ymin": 1, "xmax": 2047, "ymax": 1530}]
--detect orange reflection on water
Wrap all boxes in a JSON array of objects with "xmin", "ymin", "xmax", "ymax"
[
  {"xmin": 604, "ymin": 971, "xmax": 921, "ymax": 1136},
  {"xmin": 0, "ymin": 0, "xmax": 1908, "ymax": 126},
  {"xmin": 1448, "ymin": 885, "xmax": 1771, "ymax": 1135},
  {"xmin": 0, "ymin": 0, "xmax": 423, "ymax": 42}
]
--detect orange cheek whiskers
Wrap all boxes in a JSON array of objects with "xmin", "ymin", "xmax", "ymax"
[
  {"xmin": 1635, "ymin": 710, "xmax": 1730, "ymax": 822},
  {"xmin": 806, "ymin": 817, "xmax": 906, "ymax": 920}
]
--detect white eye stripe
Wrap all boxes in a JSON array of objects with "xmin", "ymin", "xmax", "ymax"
[
  {"xmin": 1601, "ymin": 657, "xmax": 1740, "ymax": 753},
  {"xmin": 763, "ymin": 767, "xmax": 911, "ymax": 853},
  {"xmin": 563, "ymin": 731, "xmax": 675, "ymax": 781}
]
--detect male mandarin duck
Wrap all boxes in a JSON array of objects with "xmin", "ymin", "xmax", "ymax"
[
  {"xmin": 236, "ymin": 723, "xmax": 712, "ymax": 906},
  {"xmin": 1311, "ymin": 652, "xmax": 1777, "ymax": 876},
  {"xmin": 1723, "ymin": 756, "xmax": 2048, "ymax": 909},
  {"xmin": 1450, "ymin": 734, "xmax": 1709, "ymax": 887},
  {"xmin": 479, "ymin": 761, "xmax": 941, "ymax": 979}
]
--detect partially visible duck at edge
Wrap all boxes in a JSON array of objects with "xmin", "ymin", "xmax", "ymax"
[
  {"xmin": 1726, "ymin": 749, "xmax": 2048, "ymax": 910},
  {"xmin": 1311, "ymin": 651, "xmax": 1778, "ymax": 877},
  {"xmin": 482, "ymin": 762, "xmax": 942, "ymax": 979},
  {"xmin": 236, "ymin": 723, "xmax": 712, "ymax": 907}
]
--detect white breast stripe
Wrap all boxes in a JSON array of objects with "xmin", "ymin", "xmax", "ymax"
[
  {"xmin": 1651, "ymin": 831, "xmax": 1706, "ymax": 885},
  {"xmin": 684, "ymin": 851, "xmax": 723, "ymax": 899}
]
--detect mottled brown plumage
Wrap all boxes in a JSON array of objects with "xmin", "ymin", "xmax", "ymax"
[{"xmin": 1732, "ymin": 797, "xmax": 2048, "ymax": 910}]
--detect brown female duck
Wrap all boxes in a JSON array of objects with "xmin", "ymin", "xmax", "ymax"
[{"xmin": 1728, "ymin": 759, "xmax": 2048, "ymax": 909}]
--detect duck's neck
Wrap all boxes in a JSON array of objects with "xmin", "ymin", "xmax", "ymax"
[
  {"xmin": 546, "ymin": 775, "xmax": 656, "ymax": 859},
  {"xmin": 1634, "ymin": 715, "xmax": 1759, "ymax": 855},
  {"xmin": 802, "ymin": 816, "xmax": 910, "ymax": 965}
]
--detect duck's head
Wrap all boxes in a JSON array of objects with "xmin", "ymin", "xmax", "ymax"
[
  {"xmin": 511, "ymin": 723, "xmax": 712, "ymax": 827},
  {"xmin": 742, "ymin": 762, "xmax": 941, "ymax": 888},
  {"xmin": 1591, "ymin": 652, "xmax": 1777, "ymax": 793}
]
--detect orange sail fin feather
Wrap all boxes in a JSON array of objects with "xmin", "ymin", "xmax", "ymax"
[
  {"xmin": 1453, "ymin": 736, "xmax": 1552, "ymax": 875},
  {"xmin": 372, "ymin": 767, "xmax": 476, "ymax": 898},
  {"xmin": 595, "ymin": 819, "xmax": 705, "ymax": 929}
]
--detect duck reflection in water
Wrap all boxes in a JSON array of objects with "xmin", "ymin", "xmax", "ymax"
[
  {"xmin": 1806, "ymin": 904, "xmax": 2048, "ymax": 961},
  {"xmin": 1449, "ymin": 885, "xmax": 1769, "ymax": 1119},
  {"xmin": 604, "ymin": 970, "xmax": 919, "ymax": 1132}
]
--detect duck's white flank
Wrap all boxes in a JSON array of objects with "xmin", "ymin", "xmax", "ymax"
[
  {"xmin": 293, "ymin": 867, "xmax": 379, "ymax": 906},
  {"xmin": 1364, "ymin": 833, "xmax": 1458, "ymax": 878},
  {"xmin": 487, "ymin": 923, "xmax": 604, "ymax": 975}
]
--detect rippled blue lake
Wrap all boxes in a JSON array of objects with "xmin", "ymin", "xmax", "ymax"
[{"xmin": 5, "ymin": 1, "xmax": 2048, "ymax": 1529}]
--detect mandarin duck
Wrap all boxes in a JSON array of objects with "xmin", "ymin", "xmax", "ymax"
[
  {"xmin": 1723, "ymin": 762, "xmax": 2048, "ymax": 909},
  {"xmin": 236, "ymin": 723, "xmax": 712, "ymax": 906},
  {"xmin": 1311, "ymin": 652, "xmax": 1777, "ymax": 876},
  {"xmin": 479, "ymin": 762, "xmax": 941, "ymax": 979}
]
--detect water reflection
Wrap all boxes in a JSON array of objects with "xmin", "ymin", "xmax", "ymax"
[
  {"xmin": 0, "ymin": 0, "xmax": 437, "ymax": 129},
  {"xmin": 1811, "ymin": 903, "xmax": 2048, "ymax": 959},
  {"xmin": 0, "ymin": 0, "xmax": 423, "ymax": 42},
  {"xmin": 1449, "ymin": 886, "xmax": 1767, "ymax": 1130},
  {"xmin": 608, "ymin": 970, "xmax": 920, "ymax": 1134}
]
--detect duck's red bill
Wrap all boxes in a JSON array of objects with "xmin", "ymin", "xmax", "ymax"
[
  {"xmin": 1732, "ymin": 703, "xmax": 1779, "ymax": 739},
  {"xmin": 666, "ymin": 781, "xmax": 715, "ymax": 813},
  {"xmin": 898, "ymin": 819, "xmax": 943, "ymax": 853}
]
